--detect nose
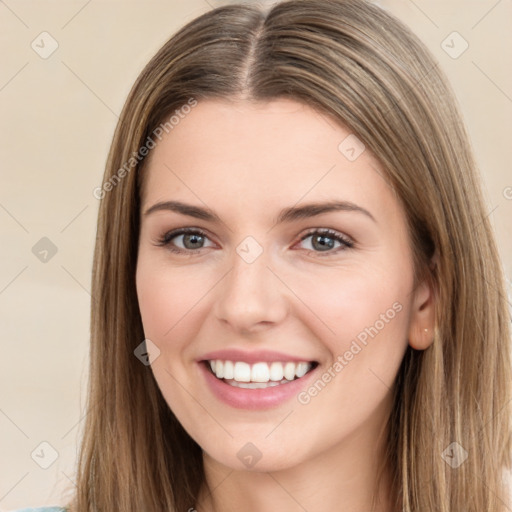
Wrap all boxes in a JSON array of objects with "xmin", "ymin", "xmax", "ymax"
[{"xmin": 213, "ymin": 245, "xmax": 289, "ymax": 334}]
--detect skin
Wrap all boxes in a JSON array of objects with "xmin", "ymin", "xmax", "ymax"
[{"xmin": 135, "ymin": 98, "xmax": 435, "ymax": 512}]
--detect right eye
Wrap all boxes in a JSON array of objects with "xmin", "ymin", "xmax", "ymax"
[{"xmin": 155, "ymin": 228, "xmax": 215, "ymax": 255}]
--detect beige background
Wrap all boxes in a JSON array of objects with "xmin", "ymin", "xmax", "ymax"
[{"xmin": 0, "ymin": 0, "xmax": 511, "ymax": 510}]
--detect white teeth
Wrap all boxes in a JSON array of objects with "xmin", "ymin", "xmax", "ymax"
[
  {"xmin": 223, "ymin": 360, "xmax": 234, "ymax": 379},
  {"xmin": 208, "ymin": 359, "xmax": 314, "ymax": 383},
  {"xmin": 212, "ymin": 360, "xmax": 223, "ymax": 378},
  {"xmin": 269, "ymin": 361, "xmax": 284, "ymax": 381},
  {"xmin": 228, "ymin": 379, "xmax": 287, "ymax": 389},
  {"xmin": 234, "ymin": 361, "xmax": 251, "ymax": 382},
  {"xmin": 284, "ymin": 362, "xmax": 296, "ymax": 380},
  {"xmin": 251, "ymin": 362, "xmax": 270, "ymax": 382},
  {"xmin": 295, "ymin": 362, "xmax": 309, "ymax": 378}
]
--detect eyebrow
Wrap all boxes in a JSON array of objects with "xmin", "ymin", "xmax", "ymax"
[{"xmin": 143, "ymin": 199, "xmax": 376, "ymax": 224}]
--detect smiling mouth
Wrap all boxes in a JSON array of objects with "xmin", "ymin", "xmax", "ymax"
[{"xmin": 202, "ymin": 359, "xmax": 319, "ymax": 389}]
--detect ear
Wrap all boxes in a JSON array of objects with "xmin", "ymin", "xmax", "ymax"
[{"xmin": 408, "ymin": 258, "xmax": 437, "ymax": 350}]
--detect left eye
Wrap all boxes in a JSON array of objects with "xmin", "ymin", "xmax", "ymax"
[
  {"xmin": 297, "ymin": 229, "xmax": 354, "ymax": 254},
  {"xmin": 155, "ymin": 228, "xmax": 353, "ymax": 255}
]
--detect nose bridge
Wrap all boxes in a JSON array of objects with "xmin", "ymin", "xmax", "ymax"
[{"xmin": 213, "ymin": 235, "xmax": 287, "ymax": 331}]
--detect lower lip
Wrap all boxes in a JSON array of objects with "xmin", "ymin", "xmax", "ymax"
[{"xmin": 198, "ymin": 361, "xmax": 319, "ymax": 410}]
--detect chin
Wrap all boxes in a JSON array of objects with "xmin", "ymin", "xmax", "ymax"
[{"xmin": 204, "ymin": 442, "xmax": 305, "ymax": 473}]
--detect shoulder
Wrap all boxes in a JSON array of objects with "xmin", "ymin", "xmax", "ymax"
[{"xmin": 8, "ymin": 507, "xmax": 67, "ymax": 512}]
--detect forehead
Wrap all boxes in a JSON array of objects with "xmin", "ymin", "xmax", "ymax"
[{"xmin": 141, "ymin": 98, "xmax": 397, "ymax": 223}]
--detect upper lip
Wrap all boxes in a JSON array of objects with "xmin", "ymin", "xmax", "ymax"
[{"xmin": 198, "ymin": 349, "xmax": 318, "ymax": 365}]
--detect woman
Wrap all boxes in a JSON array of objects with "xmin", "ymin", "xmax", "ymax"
[{"xmin": 14, "ymin": 0, "xmax": 511, "ymax": 510}]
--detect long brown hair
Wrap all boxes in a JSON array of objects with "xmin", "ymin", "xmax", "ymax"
[{"xmin": 65, "ymin": 1, "xmax": 512, "ymax": 510}]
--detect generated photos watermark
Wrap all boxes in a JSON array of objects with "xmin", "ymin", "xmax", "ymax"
[
  {"xmin": 93, "ymin": 97, "xmax": 197, "ymax": 200},
  {"xmin": 297, "ymin": 301, "xmax": 403, "ymax": 405}
]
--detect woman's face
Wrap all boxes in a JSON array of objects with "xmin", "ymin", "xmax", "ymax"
[{"xmin": 136, "ymin": 98, "xmax": 433, "ymax": 473}]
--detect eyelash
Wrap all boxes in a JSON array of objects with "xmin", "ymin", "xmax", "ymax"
[{"xmin": 154, "ymin": 227, "xmax": 354, "ymax": 257}]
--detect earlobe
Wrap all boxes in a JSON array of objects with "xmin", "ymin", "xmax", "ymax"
[
  {"xmin": 407, "ymin": 275, "xmax": 436, "ymax": 350},
  {"xmin": 409, "ymin": 326, "xmax": 435, "ymax": 351}
]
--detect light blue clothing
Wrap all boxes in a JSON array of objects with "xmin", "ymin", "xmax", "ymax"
[{"xmin": 9, "ymin": 507, "xmax": 67, "ymax": 512}]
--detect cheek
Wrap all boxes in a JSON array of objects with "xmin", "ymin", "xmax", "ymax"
[
  {"xmin": 289, "ymin": 267, "xmax": 411, "ymax": 436},
  {"xmin": 135, "ymin": 257, "xmax": 202, "ymax": 342},
  {"xmin": 135, "ymin": 259, "xmax": 206, "ymax": 405},
  {"xmin": 288, "ymin": 261, "xmax": 412, "ymax": 348},
  {"xmin": 286, "ymin": 258, "xmax": 414, "ymax": 415}
]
